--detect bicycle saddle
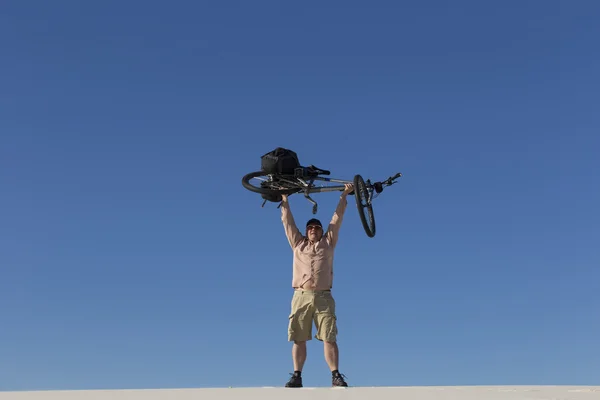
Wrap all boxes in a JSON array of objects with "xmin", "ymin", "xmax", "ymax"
[{"xmin": 306, "ymin": 164, "xmax": 330, "ymax": 176}]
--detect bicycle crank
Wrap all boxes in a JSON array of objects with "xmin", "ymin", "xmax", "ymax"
[{"xmin": 304, "ymin": 193, "xmax": 318, "ymax": 214}]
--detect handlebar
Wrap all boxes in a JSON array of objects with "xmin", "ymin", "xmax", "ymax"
[
  {"xmin": 371, "ymin": 172, "xmax": 401, "ymax": 194},
  {"xmin": 383, "ymin": 172, "xmax": 402, "ymax": 184}
]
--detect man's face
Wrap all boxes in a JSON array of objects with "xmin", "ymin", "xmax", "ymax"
[{"xmin": 306, "ymin": 224, "xmax": 323, "ymax": 241}]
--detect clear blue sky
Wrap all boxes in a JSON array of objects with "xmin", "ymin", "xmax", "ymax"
[{"xmin": 1, "ymin": 0, "xmax": 599, "ymax": 391}]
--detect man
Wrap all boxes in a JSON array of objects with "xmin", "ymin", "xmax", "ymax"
[{"xmin": 279, "ymin": 183, "xmax": 353, "ymax": 388}]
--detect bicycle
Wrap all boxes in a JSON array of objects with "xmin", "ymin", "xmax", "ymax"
[{"xmin": 241, "ymin": 164, "xmax": 401, "ymax": 238}]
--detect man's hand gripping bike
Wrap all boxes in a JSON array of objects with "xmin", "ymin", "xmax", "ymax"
[{"xmin": 242, "ymin": 165, "xmax": 401, "ymax": 238}]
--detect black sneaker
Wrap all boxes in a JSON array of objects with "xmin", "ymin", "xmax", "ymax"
[
  {"xmin": 285, "ymin": 373, "xmax": 303, "ymax": 388},
  {"xmin": 332, "ymin": 372, "xmax": 348, "ymax": 387}
]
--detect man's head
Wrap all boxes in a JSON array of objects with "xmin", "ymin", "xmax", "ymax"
[{"xmin": 306, "ymin": 218, "xmax": 323, "ymax": 242}]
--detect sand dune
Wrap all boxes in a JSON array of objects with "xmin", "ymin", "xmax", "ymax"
[{"xmin": 1, "ymin": 386, "xmax": 599, "ymax": 400}]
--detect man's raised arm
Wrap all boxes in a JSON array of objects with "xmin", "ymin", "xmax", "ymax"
[
  {"xmin": 281, "ymin": 195, "xmax": 303, "ymax": 248},
  {"xmin": 325, "ymin": 183, "xmax": 353, "ymax": 247}
]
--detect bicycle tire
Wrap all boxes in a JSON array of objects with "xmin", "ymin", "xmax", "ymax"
[
  {"xmin": 353, "ymin": 174, "xmax": 376, "ymax": 237},
  {"xmin": 241, "ymin": 170, "xmax": 301, "ymax": 196}
]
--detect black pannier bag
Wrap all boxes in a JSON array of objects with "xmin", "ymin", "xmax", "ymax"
[{"xmin": 260, "ymin": 147, "xmax": 301, "ymax": 175}]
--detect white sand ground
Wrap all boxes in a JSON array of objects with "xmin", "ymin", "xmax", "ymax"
[{"xmin": 1, "ymin": 386, "xmax": 599, "ymax": 400}]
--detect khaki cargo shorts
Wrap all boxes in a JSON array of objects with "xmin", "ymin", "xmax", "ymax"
[{"xmin": 288, "ymin": 289, "xmax": 338, "ymax": 343}]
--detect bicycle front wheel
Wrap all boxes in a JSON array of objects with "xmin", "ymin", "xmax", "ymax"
[
  {"xmin": 242, "ymin": 171, "xmax": 302, "ymax": 196},
  {"xmin": 353, "ymin": 174, "xmax": 376, "ymax": 237}
]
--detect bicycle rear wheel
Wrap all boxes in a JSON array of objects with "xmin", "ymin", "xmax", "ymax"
[
  {"xmin": 242, "ymin": 171, "xmax": 302, "ymax": 196},
  {"xmin": 353, "ymin": 174, "xmax": 376, "ymax": 237}
]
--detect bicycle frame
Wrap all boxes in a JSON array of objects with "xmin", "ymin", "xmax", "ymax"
[
  {"xmin": 272, "ymin": 173, "xmax": 376, "ymax": 215},
  {"xmin": 275, "ymin": 174, "xmax": 353, "ymax": 193}
]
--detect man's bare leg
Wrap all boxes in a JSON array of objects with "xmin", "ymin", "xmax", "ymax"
[
  {"xmin": 324, "ymin": 341, "xmax": 339, "ymax": 371},
  {"xmin": 325, "ymin": 341, "xmax": 348, "ymax": 386},
  {"xmin": 293, "ymin": 341, "xmax": 307, "ymax": 371}
]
